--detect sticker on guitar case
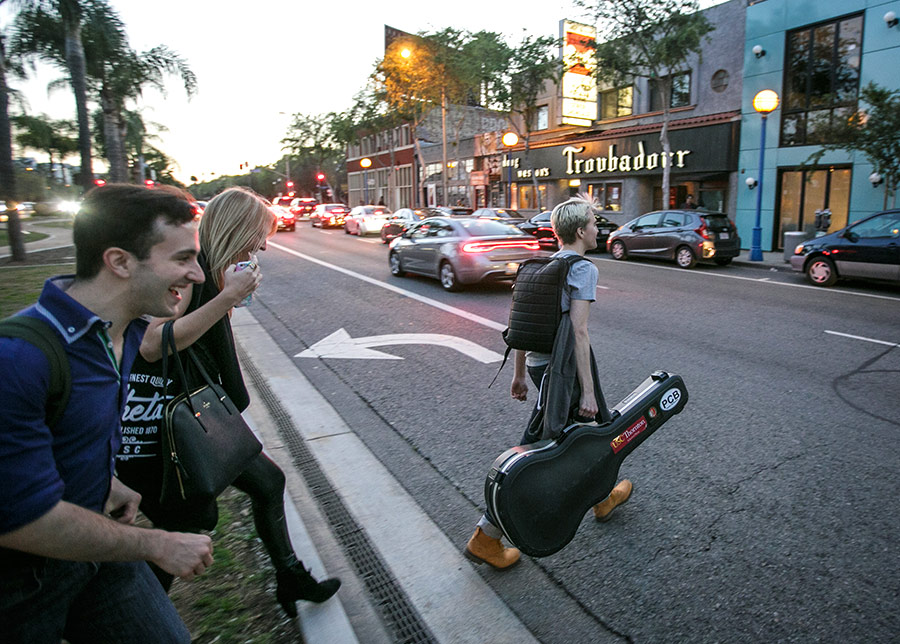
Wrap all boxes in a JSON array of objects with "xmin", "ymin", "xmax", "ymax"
[
  {"xmin": 660, "ymin": 388, "xmax": 683, "ymax": 412},
  {"xmin": 610, "ymin": 416, "xmax": 648, "ymax": 454}
]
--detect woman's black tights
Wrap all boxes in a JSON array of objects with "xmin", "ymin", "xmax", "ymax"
[{"xmin": 152, "ymin": 453, "xmax": 297, "ymax": 591}]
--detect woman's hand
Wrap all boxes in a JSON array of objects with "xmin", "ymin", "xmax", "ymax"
[{"xmin": 221, "ymin": 262, "xmax": 262, "ymax": 308}]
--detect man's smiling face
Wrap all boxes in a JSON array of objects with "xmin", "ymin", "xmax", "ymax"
[{"xmin": 129, "ymin": 220, "xmax": 204, "ymax": 318}]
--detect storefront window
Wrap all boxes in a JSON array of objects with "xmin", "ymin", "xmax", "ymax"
[
  {"xmin": 518, "ymin": 184, "xmax": 547, "ymax": 210},
  {"xmin": 588, "ymin": 182, "xmax": 622, "ymax": 211},
  {"xmin": 776, "ymin": 167, "xmax": 851, "ymax": 247},
  {"xmin": 780, "ymin": 14, "xmax": 862, "ymax": 146}
]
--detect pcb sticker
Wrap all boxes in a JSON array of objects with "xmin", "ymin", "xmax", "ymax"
[
  {"xmin": 660, "ymin": 388, "xmax": 682, "ymax": 412},
  {"xmin": 610, "ymin": 416, "xmax": 648, "ymax": 454}
]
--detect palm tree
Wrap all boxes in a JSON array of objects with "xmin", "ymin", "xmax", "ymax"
[
  {"xmin": 9, "ymin": 0, "xmax": 95, "ymax": 189},
  {"xmin": 1, "ymin": 2, "xmax": 27, "ymax": 260},
  {"xmin": 13, "ymin": 113, "xmax": 77, "ymax": 179}
]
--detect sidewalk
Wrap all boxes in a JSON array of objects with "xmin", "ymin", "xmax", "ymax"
[
  {"xmin": 0, "ymin": 217, "xmax": 76, "ymax": 259},
  {"xmin": 731, "ymin": 248, "xmax": 792, "ymax": 271}
]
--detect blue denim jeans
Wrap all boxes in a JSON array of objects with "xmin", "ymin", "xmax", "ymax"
[{"xmin": 0, "ymin": 556, "xmax": 190, "ymax": 644}]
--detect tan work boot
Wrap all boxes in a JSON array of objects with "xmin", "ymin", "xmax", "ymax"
[
  {"xmin": 464, "ymin": 527, "xmax": 521, "ymax": 569},
  {"xmin": 593, "ymin": 479, "xmax": 633, "ymax": 522}
]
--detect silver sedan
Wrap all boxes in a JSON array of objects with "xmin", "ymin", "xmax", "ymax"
[{"xmin": 388, "ymin": 216, "xmax": 542, "ymax": 291}]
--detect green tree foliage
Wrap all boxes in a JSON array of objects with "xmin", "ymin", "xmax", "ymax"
[
  {"xmin": 804, "ymin": 83, "xmax": 900, "ymax": 209},
  {"xmin": 578, "ymin": 0, "xmax": 713, "ymax": 203},
  {"xmin": 280, "ymin": 112, "xmax": 345, "ymax": 198},
  {"xmin": 13, "ymin": 112, "xmax": 77, "ymax": 176}
]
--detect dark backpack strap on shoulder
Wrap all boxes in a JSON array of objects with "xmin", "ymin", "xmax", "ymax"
[{"xmin": 0, "ymin": 316, "xmax": 71, "ymax": 429}]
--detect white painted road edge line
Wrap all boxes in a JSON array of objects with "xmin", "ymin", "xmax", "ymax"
[
  {"xmin": 232, "ymin": 307, "xmax": 538, "ymax": 644},
  {"xmin": 590, "ymin": 257, "xmax": 900, "ymax": 302},
  {"xmin": 269, "ymin": 241, "xmax": 506, "ymax": 331},
  {"xmin": 824, "ymin": 330, "xmax": 899, "ymax": 347}
]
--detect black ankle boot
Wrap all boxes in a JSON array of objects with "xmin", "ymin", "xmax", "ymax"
[{"xmin": 275, "ymin": 561, "xmax": 341, "ymax": 618}]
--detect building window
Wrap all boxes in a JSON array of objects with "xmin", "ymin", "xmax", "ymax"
[
  {"xmin": 587, "ymin": 182, "xmax": 622, "ymax": 211},
  {"xmin": 780, "ymin": 13, "xmax": 863, "ymax": 147},
  {"xmin": 710, "ymin": 69, "xmax": 729, "ymax": 93},
  {"xmin": 534, "ymin": 105, "xmax": 549, "ymax": 130},
  {"xmin": 775, "ymin": 166, "xmax": 851, "ymax": 247},
  {"xmin": 600, "ymin": 86, "xmax": 633, "ymax": 120},
  {"xmin": 649, "ymin": 72, "xmax": 691, "ymax": 111}
]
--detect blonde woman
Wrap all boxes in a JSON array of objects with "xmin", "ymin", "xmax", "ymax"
[{"xmin": 116, "ymin": 187, "xmax": 340, "ymax": 617}]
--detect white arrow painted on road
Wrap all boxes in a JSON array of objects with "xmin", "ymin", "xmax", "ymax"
[{"xmin": 296, "ymin": 328, "xmax": 503, "ymax": 363}]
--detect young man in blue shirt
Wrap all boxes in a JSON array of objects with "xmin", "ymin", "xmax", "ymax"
[{"xmin": 0, "ymin": 185, "xmax": 212, "ymax": 643}]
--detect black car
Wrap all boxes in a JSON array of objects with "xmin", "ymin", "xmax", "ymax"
[
  {"xmin": 789, "ymin": 209, "xmax": 900, "ymax": 286},
  {"xmin": 518, "ymin": 210, "xmax": 619, "ymax": 252},
  {"xmin": 607, "ymin": 209, "xmax": 741, "ymax": 268},
  {"xmin": 381, "ymin": 207, "xmax": 441, "ymax": 243}
]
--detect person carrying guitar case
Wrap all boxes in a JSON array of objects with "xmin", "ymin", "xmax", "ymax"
[{"xmin": 464, "ymin": 196, "xmax": 634, "ymax": 569}]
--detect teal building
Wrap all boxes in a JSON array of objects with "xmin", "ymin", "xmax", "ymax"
[{"xmin": 738, "ymin": 0, "xmax": 900, "ymax": 250}]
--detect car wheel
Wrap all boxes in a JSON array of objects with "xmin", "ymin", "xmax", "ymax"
[
  {"xmin": 289, "ymin": 225, "xmax": 295, "ymax": 232},
  {"xmin": 344, "ymin": 225, "xmax": 350, "ymax": 234},
  {"xmin": 381, "ymin": 233, "xmax": 389, "ymax": 244},
  {"xmin": 675, "ymin": 246, "xmax": 697, "ymax": 269},
  {"xmin": 389, "ymin": 252, "xmax": 405, "ymax": 277},
  {"xmin": 713, "ymin": 257, "xmax": 732, "ymax": 266},
  {"xmin": 439, "ymin": 261, "xmax": 462, "ymax": 292},
  {"xmin": 610, "ymin": 240, "xmax": 627, "ymax": 260},
  {"xmin": 806, "ymin": 256, "xmax": 837, "ymax": 287}
]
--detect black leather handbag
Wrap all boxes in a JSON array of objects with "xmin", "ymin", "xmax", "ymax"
[{"xmin": 158, "ymin": 321, "xmax": 262, "ymax": 508}]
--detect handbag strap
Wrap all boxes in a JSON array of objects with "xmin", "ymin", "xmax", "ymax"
[{"xmin": 161, "ymin": 321, "xmax": 220, "ymax": 417}]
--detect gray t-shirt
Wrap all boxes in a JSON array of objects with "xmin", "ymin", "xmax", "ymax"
[{"xmin": 525, "ymin": 250, "xmax": 598, "ymax": 368}]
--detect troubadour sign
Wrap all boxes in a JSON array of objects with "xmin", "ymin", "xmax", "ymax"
[{"xmin": 508, "ymin": 122, "xmax": 737, "ymax": 180}]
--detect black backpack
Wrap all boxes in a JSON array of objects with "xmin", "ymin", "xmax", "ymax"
[
  {"xmin": 502, "ymin": 254, "xmax": 588, "ymax": 354},
  {"xmin": 0, "ymin": 315, "xmax": 72, "ymax": 429}
]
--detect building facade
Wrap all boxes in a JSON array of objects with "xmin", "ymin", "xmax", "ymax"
[
  {"xmin": 496, "ymin": 0, "xmax": 747, "ymax": 224},
  {"xmin": 737, "ymin": 0, "xmax": 900, "ymax": 250}
]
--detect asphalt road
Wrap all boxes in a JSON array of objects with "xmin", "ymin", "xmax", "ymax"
[{"xmin": 248, "ymin": 223, "xmax": 899, "ymax": 643}]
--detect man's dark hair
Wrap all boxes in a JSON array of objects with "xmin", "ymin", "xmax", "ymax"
[{"xmin": 74, "ymin": 184, "xmax": 196, "ymax": 278}]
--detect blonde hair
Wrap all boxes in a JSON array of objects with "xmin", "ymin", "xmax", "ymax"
[
  {"xmin": 551, "ymin": 195, "xmax": 596, "ymax": 245},
  {"xmin": 199, "ymin": 187, "xmax": 276, "ymax": 287}
]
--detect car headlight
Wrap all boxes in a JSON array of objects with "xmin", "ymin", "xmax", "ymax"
[{"xmin": 794, "ymin": 243, "xmax": 805, "ymax": 255}]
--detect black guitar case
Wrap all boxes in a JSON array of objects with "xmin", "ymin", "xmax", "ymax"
[{"xmin": 484, "ymin": 370, "xmax": 688, "ymax": 557}]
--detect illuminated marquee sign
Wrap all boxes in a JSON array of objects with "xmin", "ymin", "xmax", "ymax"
[
  {"xmin": 562, "ymin": 142, "xmax": 692, "ymax": 175},
  {"xmin": 560, "ymin": 20, "xmax": 598, "ymax": 127}
]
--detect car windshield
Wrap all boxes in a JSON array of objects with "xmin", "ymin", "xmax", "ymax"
[
  {"xmin": 325, "ymin": 205, "xmax": 346, "ymax": 212},
  {"xmin": 701, "ymin": 214, "xmax": 731, "ymax": 231},
  {"xmin": 490, "ymin": 209, "xmax": 519, "ymax": 217},
  {"xmin": 457, "ymin": 219, "xmax": 528, "ymax": 237}
]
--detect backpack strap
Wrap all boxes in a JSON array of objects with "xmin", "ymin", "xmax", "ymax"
[{"xmin": 0, "ymin": 316, "xmax": 72, "ymax": 429}]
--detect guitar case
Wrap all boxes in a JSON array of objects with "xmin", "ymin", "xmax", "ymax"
[{"xmin": 484, "ymin": 370, "xmax": 688, "ymax": 558}]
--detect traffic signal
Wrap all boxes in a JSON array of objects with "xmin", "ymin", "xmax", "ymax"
[
  {"xmin": 316, "ymin": 173, "xmax": 326, "ymax": 182},
  {"xmin": 144, "ymin": 179, "xmax": 155, "ymax": 188},
  {"xmin": 94, "ymin": 179, "xmax": 106, "ymax": 186},
  {"xmin": 286, "ymin": 181, "xmax": 294, "ymax": 188}
]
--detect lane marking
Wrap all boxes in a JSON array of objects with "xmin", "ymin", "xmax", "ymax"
[
  {"xmin": 296, "ymin": 328, "xmax": 503, "ymax": 362},
  {"xmin": 824, "ymin": 330, "xmax": 899, "ymax": 348},
  {"xmin": 597, "ymin": 285, "xmax": 610, "ymax": 290},
  {"xmin": 592, "ymin": 257, "xmax": 900, "ymax": 302},
  {"xmin": 355, "ymin": 237, "xmax": 381, "ymax": 244},
  {"xmin": 269, "ymin": 241, "xmax": 506, "ymax": 331}
]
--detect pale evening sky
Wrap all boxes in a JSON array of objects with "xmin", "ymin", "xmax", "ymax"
[{"xmin": 2, "ymin": 0, "xmax": 581, "ymax": 184}]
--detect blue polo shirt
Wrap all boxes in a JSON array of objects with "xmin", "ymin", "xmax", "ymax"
[{"xmin": 0, "ymin": 277, "xmax": 147, "ymax": 534}]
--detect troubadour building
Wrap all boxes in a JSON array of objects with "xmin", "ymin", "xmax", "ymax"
[
  {"xmin": 498, "ymin": 0, "xmax": 747, "ymax": 225},
  {"xmin": 737, "ymin": 0, "xmax": 900, "ymax": 251}
]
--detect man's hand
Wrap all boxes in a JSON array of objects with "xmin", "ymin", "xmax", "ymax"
[
  {"xmin": 152, "ymin": 531, "xmax": 214, "ymax": 580},
  {"xmin": 105, "ymin": 477, "xmax": 141, "ymax": 524},
  {"xmin": 577, "ymin": 390, "xmax": 599, "ymax": 420},
  {"xmin": 511, "ymin": 376, "xmax": 529, "ymax": 401}
]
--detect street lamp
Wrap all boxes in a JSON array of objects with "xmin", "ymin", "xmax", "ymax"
[
  {"xmin": 502, "ymin": 131, "xmax": 519, "ymax": 208},
  {"xmin": 361, "ymin": 157, "xmax": 372, "ymax": 204},
  {"xmin": 750, "ymin": 89, "xmax": 779, "ymax": 261}
]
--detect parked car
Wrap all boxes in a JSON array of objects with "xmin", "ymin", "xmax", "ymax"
[
  {"xmin": 472, "ymin": 207, "xmax": 526, "ymax": 224},
  {"xmin": 607, "ymin": 209, "xmax": 741, "ymax": 268},
  {"xmin": 518, "ymin": 210, "xmax": 618, "ymax": 252},
  {"xmin": 789, "ymin": 209, "xmax": 900, "ymax": 287},
  {"xmin": 345, "ymin": 205, "xmax": 392, "ymax": 235},
  {"xmin": 381, "ymin": 207, "xmax": 439, "ymax": 243},
  {"xmin": 388, "ymin": 216, "xmax": 541, "ymax": 291},
  {"xmin": 270, "ymin": 205, "xmax": 296, "ymax": 231},
  {"xmin": 310, "ymin": 203, "xmax": 349, "ymax": 228}
]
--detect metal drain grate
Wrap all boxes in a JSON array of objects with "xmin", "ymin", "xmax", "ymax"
[{"xmin": 239, "ymin": 345, "xmax": 437, "ymax": 644}]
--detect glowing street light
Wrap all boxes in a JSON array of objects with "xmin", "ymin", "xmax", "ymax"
[
  {"xmin": 361, "ymin": 158, "xmax": 372, "ymax": 203},
  {"xmin": 750, "ymin": 89, "xmax": 779, "ymax": 261},
  {"xmin": 502, "ymin": 132, "xmax": 519, "ymax": 208}
]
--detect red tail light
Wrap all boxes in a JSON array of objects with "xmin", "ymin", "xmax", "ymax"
[
  {"xmin": 462, "ymin": 240, "xmax": 540, "ymax": 253},
  {"xmin": 536, "ymin": 226, "xmax": 554, "ymax": 233},
  {"xmin": 695, "ymin": 222, "xmax": 711, "ymax": 240}
]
